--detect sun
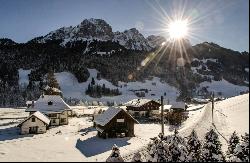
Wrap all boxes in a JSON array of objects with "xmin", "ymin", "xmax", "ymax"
[{"xmin": 167, "ymin": 19, "xmax": 189, "ymax": 39}]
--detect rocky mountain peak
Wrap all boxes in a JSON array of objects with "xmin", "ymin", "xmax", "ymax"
[
  {"xmin": 146, "ymin": 35, "xmax": 166, "ymax": 48},
  {"xmin": 28, "ymin": 18, "xmax": 157, "ymax": 51},
  {"xmin": 72, "ymin": 18, "xmax": 113, "ymax": 40}
]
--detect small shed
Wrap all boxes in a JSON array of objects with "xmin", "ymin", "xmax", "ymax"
[
  {"xmin": 170, "ymin": 102, "xmax": 187, "ymax": 112},
  {"xmin": 94, "ymin": 107, "xmax": 139, "ymax": 138},
  {"xmin": 124, "ymin": 99, "xmax": 161, "ymax": 117},
  {"xmin": 18, "ymin": 111, "xmax": 50, "ymax": 135}
]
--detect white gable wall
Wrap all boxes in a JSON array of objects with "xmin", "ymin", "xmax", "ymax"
[{"xmin": 20, "ymin": 116, "xmax": 47, "ymax": 135}]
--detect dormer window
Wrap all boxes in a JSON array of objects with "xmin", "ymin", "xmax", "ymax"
[{"xmin": 48, "ymin": 101, "xmax": 53, "ymax": 105}]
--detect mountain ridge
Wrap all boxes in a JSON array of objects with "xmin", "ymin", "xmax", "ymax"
[{"xmin": 0, "ymin": 18, "xmax": 248, "ymax": 107}]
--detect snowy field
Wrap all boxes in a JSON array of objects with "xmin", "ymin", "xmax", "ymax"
[
  {"xmin": 0, "ymin": 94, "xmax": 248, "ymax": 161},
  {"xmin": 0, "ymin": 104, "xmax": 205, "ymax": 161}
]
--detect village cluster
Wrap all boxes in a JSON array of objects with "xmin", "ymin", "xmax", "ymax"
[{"xmin": 19, "ymin": 93, "xmax": 191, "ymax": 138}]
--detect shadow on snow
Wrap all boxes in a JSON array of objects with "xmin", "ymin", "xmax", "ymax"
[
  {"xmin": 75, "ymin": 136, "xmax": 131, "ymax": 157},
  {"xmin": 0, "ymin": 126, "xmax": 34, "ymax": 141}
]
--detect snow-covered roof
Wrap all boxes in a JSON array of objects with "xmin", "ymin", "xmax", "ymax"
[
  {"xmin": 94, "ymin": 107, "xmax": 138, "ymax": 126},
  {"xmin": 124, "ymin": 99, "xmax": 159, "ymax": 107},
  {"xmin": 170, "ymin": 102, "xmax": 186, "ymax": 110},
  {"xmin": 192, "ymin": 98, "xmax": 209, "ymax": 103},
  {"xmin": 163, "ymin": 105, "xmax": 172, "ymax": 110},
  {"xmin": 25, "ymin": 95, "xmax": 71, "ymax": 113},
  {"xmin": 96, "ymin": 126, "xmax": 105, "ymax": 133},
  {"xmin": 18, "ymin": 111, "xmax": 50, "ymax": 126}
]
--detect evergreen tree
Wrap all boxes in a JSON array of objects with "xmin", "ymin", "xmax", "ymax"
[
  {"xmin": 44, "ymin": 70, "xmax": 61, "ymax": 96},
  {"xmin": 91, "ymin": 77, "xmax": 95, "ymax": 85},
  {"xmin": 186, "ymin": 129, "xmax": 202, "ymax": 162},
  {"xmin": 167, "ymin": 129, "xmax": 188, "ymax": 162},
  {"xmin": 102, "ymin": 84, "xmax": 106, "ymax": 94},
  {"xmin": 86, "ymin": 83, "xmax": 91, "ymax": 94},
  {"xmin": 240, "ymin": 133, "xmax": 249, "ymax": 162},
  {"xmin": 106, "ymin": 144, "xmax": 124, "ymax": 162},
  {"xmin": 146, "ymin": 131, "xmax": 188, "ymax": 162},
  {"xmin": 96, "ymin": 84, "xmax": 102, "ymax": 97},
  {"xmin": 147, "ymin": 135, "xmax": 168, "ymax": 162},
  {"xmin": 228, "ymin": 143, "xmax": 244, "ymax": 162},
  {"xmin": 47, "ymin": 71, "xmax": 59, "ymax": 88},
  {"xmin": 227, "ymin": 131, "xmax": 240, "ymax": 155},
  {"xmin": 200, "ymin": 129, "xmax": 225, "ymax": 162}
]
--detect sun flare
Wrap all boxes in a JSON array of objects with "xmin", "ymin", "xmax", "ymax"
[{"xmin": 167, "ymin": 19, "xmax": 188, "ymax": 39}]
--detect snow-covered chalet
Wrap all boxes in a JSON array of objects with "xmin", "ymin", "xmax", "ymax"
[
  {"xmin": 124, "ymin": 99, "xmax": 161, "ymax": 117},
  {"xmin": 18, "ymin": 111, "xmax": 50, "ymax": 134},
  {"xmin": 94, "ymin": 107, "xmax": 138, "ymax": 138},
  {"xmin": 25, "ymin": 95, "xmax": 72, "ymax": 126}
]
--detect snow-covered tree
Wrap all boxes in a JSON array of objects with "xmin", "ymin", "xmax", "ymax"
[
  {"xmin": 131, "ymin": 152, "xmax": 143, "ymax": 162},
  {"xmin": 106, "ymin": 144, "xmax": 124, "ymax": 162},
  {"xmin": 167, "ymin": 129, "xmax": 188, "ymax": 162},
  {"xmin": 240, "ymin": 133, "xmax": 249, "ymax": 162},
  {"xmin": 228, "ymin": 143, "xmax": 244, "ymax": 162},
  {"xmin": 227, "ymin": 131, "xmax": 240, "ymax": 155},
  {"xmin": 146, "ymin": 130, "xmax": 188, "ymax": 162},
  {"xmin": 186, "ymin": 129, "xmax": 202, "ymax": 162},
  {"xmin": 147, "ymin": 134, "xmax": 168, "ymax": 162},
  {"xmin": 200, "ymin": 129, "xmax": 225, "ymax": 162}
]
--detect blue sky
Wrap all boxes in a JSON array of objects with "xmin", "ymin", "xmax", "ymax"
[{"xmin": 0, "ymin": 0, "xmax": 248, "ymax": 52}]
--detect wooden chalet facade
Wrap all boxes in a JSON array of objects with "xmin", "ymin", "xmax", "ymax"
[
  {"xmin": 94, "ymin": 107, "xmax": 138, "ymax": 138},
  {"xmin": 124, "ymin": 99, "xmax": 161, "ymax": 117}
]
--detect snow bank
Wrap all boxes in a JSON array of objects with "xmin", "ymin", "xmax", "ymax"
[{"xmin": 215, "ymin": 93, "xmax": 249, "ymax": 135}]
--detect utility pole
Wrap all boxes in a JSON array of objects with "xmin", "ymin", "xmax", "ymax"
[
  {"xmin": 211, "ymin": 92, "xmax": 214, "ymax": 125},
  {"xmin": 161, "ymin": 96, "xmax": 164, "ymax": 135}
]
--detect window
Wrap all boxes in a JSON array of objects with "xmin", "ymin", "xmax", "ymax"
[
  {"xmin": 117, "ymin": 119, "xmax": 124, "ymax": 123},
  {"xmin": 60, "ymin": 118, "xmax": 66, "ymax": 123},
  {"xmin": 134, "ymin": 112, "xmax": 139, "ymax": 117},
  {"xmin": 52, "ymin": 119, "xmax": 56, "ymax": 123},
  {"xmin": 32, "ymin": 118, "xmax": 36, "ymax": 122},
  {"xmin": 48, "ymin": 101, "xmax": 53, "ymax": 105}
]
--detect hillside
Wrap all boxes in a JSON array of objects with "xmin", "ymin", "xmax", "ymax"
[
  {"xmin": 0, "ymin": 18, "xmax": 249, "ymax": 106},
  {"xmin": 55, "ymin": 68, "xmax": 179, "ymax": 104}
]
